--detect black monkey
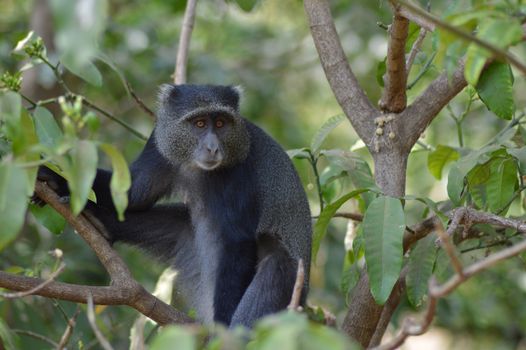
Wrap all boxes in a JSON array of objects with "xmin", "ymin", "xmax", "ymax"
[{"xmin": 38, "ymin": 84, "xmax": 312, "ymax": 327}]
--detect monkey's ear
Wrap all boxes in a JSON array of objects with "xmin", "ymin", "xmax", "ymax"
[
  {"xmin": 230, "ymin": 85, "xmax": 244, "ymax": 111},
  {"xmin": 158, "ymin": 84, "xmax": 176, "ymax": 105}
]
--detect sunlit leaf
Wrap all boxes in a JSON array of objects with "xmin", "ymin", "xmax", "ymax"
[
  {"xmin": 464, "ymin": 19, "xmax": 523, "ymax": 85},
  {"xmin": 150, "ymin": 326, "xmax": 196, "ymax": 350},
  {"xmin": 68, "ymin": 140, "xmax": 98, "ymax": 215},
  {"xmin": 29, "ymin": 204, "xmax": 66, "ymax": 235},
  {"xmin": 34, "ymin": 106, "xmax": 63, "ymax": 147},
  {"xmin": 427, "ymin": 145, "xmax": 460, "ymax": 180},
  {"xmin": 0, "ymin": 163, "xmax": 29, "ymax": 251},
  {"xmin": 363, "ymin": 196, "xmax": 405, "ymax": 305},
  {"xmin": 286, "ymin": 148, "xmax": 311, "ymax": 160},
  {"xmin": 322, "ymin": 149, "xmax": 377, "ymax": 207},
  {"xmin": 61, "ymin": 59, "xmax": 102, "ymax": 86},
  {"xmin": 234, "ymin": 0, "xmax": 258, "ymax": 12},
  {"xmin": 100, "ymin": 143, "xmax": 131, "ymax": 221},
  {"xmin": 310, "ymin": 114, "xmax": 346, "ymax": 154}
]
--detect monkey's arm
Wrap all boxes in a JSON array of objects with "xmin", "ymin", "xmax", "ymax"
[
  {"xmin": 229, "ymin": 235, "xmax": 296, "ymax": 328},
  {"xmin": 88, "ymin": 203, "xmax": 192, "ymax": 261}
]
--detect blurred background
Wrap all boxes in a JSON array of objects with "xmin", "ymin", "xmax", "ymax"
[{"xmin": 1, "ymin": 0, "xmax": 526, "ymax": 348}]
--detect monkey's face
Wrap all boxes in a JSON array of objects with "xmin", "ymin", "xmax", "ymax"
[{"xmin": 155, "ymin": 111, "xmax": 250, "ymax": 171}]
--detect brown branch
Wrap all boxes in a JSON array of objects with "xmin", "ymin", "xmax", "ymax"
[
  {"xmin": 399, "ymin": 59, "xmax": 467, "ymax": 151},
  {"xmin": 304, "ymin": 0, "xmax": 377, "ymax": 146},
  {"xmin": 394, "ymin": 0, "xmax": 526, "ymax": 75},
  {"xmin": 0, "ymin": 181, "xmax": 192, "ymax": 325},
  {"xmin": 0, "ymin": 262, "xmax": 65, "ymax": 299},
  {"xmin": 396, "ymin": 3, "xmax": 435, "ymax": 31},
  {"xmin": 436, "ymin": 216, "xmax": 464, "ymax": 276},
  {"xmin": 57, "ymin": 307, "xmax": 80, "ymax": 350},
  {"xmin": 174, "ymin": 0, "xmax": 198, "ymax": 84},
  {"xmin": 288, "ymin": 259, "xmax": 305, "ymax": 311},
  {"xmin": 379, "ymin": 8, "xmax": 409, "ymax": 113},
  {"xmin": 371, "ymin": 279, "xmax": 438, "ymax": 350},
  {"xmin": 125, "ymin": 81, "xmax": 155, "ymax": 119},
  {"xmin": 375, "ymin": 208, "xmax": 526, "ymax": 349}
]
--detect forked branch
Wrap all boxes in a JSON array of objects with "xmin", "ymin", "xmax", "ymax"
[{"xmin": 0, "ymin": 181, "xmax": 192, "ymax": 325}]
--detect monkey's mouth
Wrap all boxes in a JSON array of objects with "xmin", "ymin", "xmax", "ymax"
[{"xmin": 195, "ymin": 158, "xmax": 223, "ymax": 171}]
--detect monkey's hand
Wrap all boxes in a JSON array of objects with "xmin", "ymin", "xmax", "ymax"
[{"xmin": 31, "ymin": 166, "xmax": 70, "ymax": 206}]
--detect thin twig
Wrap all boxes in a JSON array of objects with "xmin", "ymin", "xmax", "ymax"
[
  {"xmin": 372, "ymin": 279, "xmax": 438, "ymax": 350},
  {"xmin": 57, "ymin": 307, "xmax": 81, "ymax": 350},
  {"xmin": 375, "ymin": 208, "xmax": 526, "ymax": 349},
  {"xmin": 394, "ymin": 0, "xmax": 526, "ymax": 75},
  {"xmin": 81, "ymin": 98, "xmax": 148, "ymax": 141},
  {"xmin": 0, "ymin": 262, "xmax": 66, "ymax": 299},
  {"xmin": 287, "ymin": 259, "xmax": 305, "ymax": 311},
  {"xmin": 406, "ymin": 28, "xmax": 427, "ymax": 75},
  {"xmin": 87, "ymin": 294, "xmax": 114, "ymax": 350},
  {"xmin": 436, "ymin": 211, "xmax": 464, "ymax": 276},
  {"xmin": 174, "ymin": 0, "xmax": 198, "ymax": 84},
  {"xmin": 125, "ymin": 81, "xmax": 155, "ymax": 119},
  {"xmin": 331, "ymin": 212, "xmax": 364, "ymax": 221},
  {"xmin": 11, "ymin": 329, "xmax": 58, "ymax": 348}
]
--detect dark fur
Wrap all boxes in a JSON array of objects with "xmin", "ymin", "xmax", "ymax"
[{"xmin": 38, "ymin": 84, "xmax": 311, "ymax": 327}]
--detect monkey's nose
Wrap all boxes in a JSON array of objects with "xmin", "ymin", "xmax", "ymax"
[{"xmin": 207, "ymin": 144, "xmax": 218, "ymax": 155}]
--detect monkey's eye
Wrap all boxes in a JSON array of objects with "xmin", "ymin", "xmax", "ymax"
[
  {"xmin": 195, "ymin": 119, "xmax": 206, "ymax": 128},
  {"xmin": 215, "ymin": 119, "xmax": 225, "ymax": 129}
]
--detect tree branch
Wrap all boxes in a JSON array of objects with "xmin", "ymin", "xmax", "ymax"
[
  {"xmin": 0, "ymin": 181, "xmax": 192, "ymax": 326},
  {"xmin": 287, "ymin": 259, "xmax": 305, "ymax": 311},
  {"xmin": 304, "ymin": 0, "xmax": 377, "ymax": 146},
  {"xmin": 174, "ymin": 0, "xmax": 198, "ymax": 84},
  {"xmin": 379, "ymin": 8, "xmax": 409, "ymax": 113},
  {"xmin": 374, "ymin": 208, "xmax": 526, "ymax": 349},
  {"xmin": 399, "ymin": 59, "xmax": 467, "ymax": 151}
]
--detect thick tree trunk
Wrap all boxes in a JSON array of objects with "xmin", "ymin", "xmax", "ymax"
[{"xmin": 373, "ymin": 149, "xmax": 408, "ymax": 197}]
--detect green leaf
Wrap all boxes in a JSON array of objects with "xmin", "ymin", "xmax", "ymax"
[
  {"xmin": 286, "ymin": 148, "xmax": 311, "ymax": 160},
  {"xmin": 447, "ymin": 164, "xmax": 464, "ymax": 206},
  {"xmin": 33, "ymin": 106, "xmax": 63, "ymax": 147},
  {"xmin": 507, "ymin": 146, "xmax": 526, "ymax": 173},
  {"xmin": 406, "ymin": 235, "xmax": 437, "ymax": 307},
  {"xmin": 427, "ymin": 145, "xmax": 460, "ymax": 180},
  {"xmin": 235, "ymin": 0, "xmax": 258, "ymax": 12},
  {"xmin": 486, "ymin": 157, "xmax": 517, "ymax": 214},
  {"xmin": 51, "ymin": 0, "xmax": 108, "ymax": 68},
  {"xmin": 19, "ymin": 110, "xmax": 39, "ymax": 196},
  {"xmin": 464, "ymin": 19, "xmax": 523, "ymax": 85},
  {"xmin": 476, "ymin": 62, "xmax": 515, "ymax": 120},
  {"xmin": 322, "ymin": 149, "xmax": 377, "ymax": 207},
  {"xmin": 61, "ymin": 59, "xmax": 102, "ymax": 86},
  {"xmin": 68, "ymin": 140, "xmax": 98, "ymax": 215},
  {"xmin": 310, "ymin": 115, "xmax": 346, "ymax": 154},
  {"xmin": 312, "ymin": 189, "xmax": 369, "ymax": 264},
  {"xmin": 150, "ymin": 326, "xmax": 196, "ymax": 350},
  {"xmin": 100, "ymin": 143, "xmax": 131, "ymax": 221},
  {"xmin": 363, "ymin": 196, "xmax": 405, "ymax": 305},
  {"xmin": 0, "ymin": 318, "xmax": 16, "ymax": 350},
  {"xmin": 29, "ymin": 204, "xmax": 66, "ymax": 235},
  {"xmin": 466, "ymin": 162, "xmax": 491, "ymax": 186},
  {"xmin": 0, "ymin": 163, "xmax": 29, "ymax": 251}
]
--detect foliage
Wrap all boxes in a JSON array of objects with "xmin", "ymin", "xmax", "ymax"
[{"xmin": 1, "ymin": 0, "xmax": 526, "ymax": 348}]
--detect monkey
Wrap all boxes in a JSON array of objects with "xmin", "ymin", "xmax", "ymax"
[{"xmin": 37, "ymin": 84, "xmax": 312, "ymax": 328}]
